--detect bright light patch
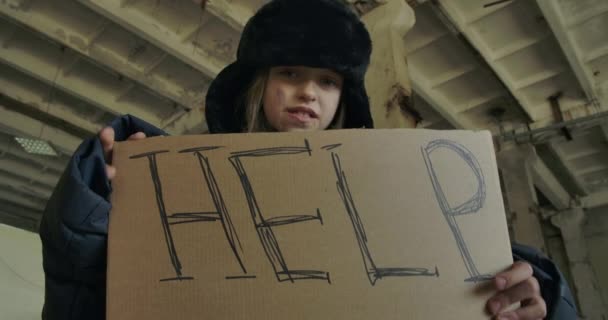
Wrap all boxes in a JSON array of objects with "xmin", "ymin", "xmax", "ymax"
[{"xmin": 14, "ymin": 137, "xmax": 58, "ymax": 156}]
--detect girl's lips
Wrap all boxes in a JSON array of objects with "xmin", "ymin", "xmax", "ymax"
[
  {"xmin": 286, "ymin": 110, "xmax": 314, "ymax": 123},
  {"xmin": 286, "ymin": 106, "xmax": 319, "ymax": 118}
]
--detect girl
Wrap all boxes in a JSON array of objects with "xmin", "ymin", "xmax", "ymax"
[{"xmin": 40, "ymin": 0, "xmax": 574, "ymax": 319}]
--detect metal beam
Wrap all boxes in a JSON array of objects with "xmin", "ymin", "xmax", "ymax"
[
  {"xmin": 0, "ymin": 156, "xmax": 59, "ymax": 187},
  {"xmin": 582, "ymin": 189, "xmax": 608, "ymax": 209},
  {"xmin": 0, "ymin": 199, "xmax": 43, "ymax": 221},
  {"xmin": 77, "ymin": 0, "xmax": 225, "ymax": 78},
  {"xmin": 0, "ymin": 20, "xmax": 18, "ymax": 48},
  {"xmin": 0, "ymin": 187, "xmax": 46, "ymax": 211},
  {"xmin": 205, "ymin": 0, "xmax": 251, "ymax": 31},
  {"xmin": 406, "ymin": 2, "xmax": 525, "ymax": 130},
  {"xmin": 0, "ymin": 211, "xmax": 39, "ymax": 233},
  {"xmin": 461, "ymin": 89, "xmax": 504, "ymax": 112},
  {"xmin": 536, "ymin": 0, "xmax": 600, "ymax": 104},
  {"xmin": 411, "ymin": 78, "xmax": 475, "ymax": 129},
  {"xmin": 406, "ymin": 32, "xmax": 449, "ymax": 55},
  {"xmin": 546, "ymin": 141, "xmax": 590, "ymax": 196},
  {"xmin": 429, "ymin": 64, "xmax": 476, "ymax": 88},
  {"xmin": 0, "ymin": 3, "xmax": 197, "ymax": 112},
  {"xmin": 0, "ymin": 105, "xmax": 81, "ymax": 155},
  {"xmin": 601, "ymin": 124, "xmax": 608, "ymax": 142},
  {"xmin": 0, "ymin": 42, "xmax": 164, "ymax": 127},
  {"xmin": 86, "ymin": 20, "xmax": 110, "ymax": 50},
  {"xmin": 434, "ymin": 0, "xmax": 584, "ymax": 123},
  {"xmin": 0, "ymin": 172, "xmax": 53, "ymax": 199},
  {"xmin": 586, "ymin": 45, "xmax": 608, "ymax": 64},
  {"xmin": 492, "ymin": 33, "xmax": 551, "ymax": 61},
  {"xmin": 0, "ymin": 93, "xmax": 94, "ymax": 140},
  {"xmin": 576, "ymin": 164, "xmax": 608, "ymax": 176},
  {"xmin": 529, "ymin": 152, "xmax": 571, "ymax": 210},
  {"xmin": 565, "ymin": 5, "xmax": 608, "ymax": 29},
  {"xmin": 565, "ymin": 148, "xmax": 602, "ymax": 162},
  {"xmin": 437, "ymin": 0, "xmax": 542, "ymax": 118},
  {"xmin": 164, "ymin": 102, "xmax": 208, "ymax": 134},
  {"xmin": 0, "ymin": 61, "xmax": 101, "ymax": 135}
]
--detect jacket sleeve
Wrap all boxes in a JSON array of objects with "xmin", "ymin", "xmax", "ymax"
[
  {"xmin": 39, "ymin": 115, "xmax": 167, "ymax": 320},
  {"xmin": 512, "ymin": 243, "xmax": 578, "ymax": 320}
]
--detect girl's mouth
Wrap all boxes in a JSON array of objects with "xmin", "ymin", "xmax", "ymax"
[{"xmin": 286, "ymin": 107, "xmax": 319, "ymax": 121}]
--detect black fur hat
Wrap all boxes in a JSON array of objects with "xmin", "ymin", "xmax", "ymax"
[{"xmin": 205, "ymin": 0, "xmax": 374, "ymax": 133}]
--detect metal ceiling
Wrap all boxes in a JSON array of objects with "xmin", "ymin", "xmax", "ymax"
[{"xmin": 0, "ymin": 0, "xmax": 607, "ymax": 232}]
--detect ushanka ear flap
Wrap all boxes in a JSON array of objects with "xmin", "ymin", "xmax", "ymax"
[
  {"xmin": 341, "ymin": 80, "xmax": 374, "ymax": 129},
  {"xmin": 205, "ymin": 62, "xmax": 257, "ymax": 133}
]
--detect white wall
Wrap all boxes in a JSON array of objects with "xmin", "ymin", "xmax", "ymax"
[{"xmin": 0, "ymin": 224, "xmax": 44, "ymax": 320}]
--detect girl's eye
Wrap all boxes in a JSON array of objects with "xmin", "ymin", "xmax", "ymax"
[
  {"xmin": 321, "ymin": 77, "xmax": 339, "ymax": 88},
  {"xmin": 279, "ymin": 69, "xmax": 297, "ymax": 78}
]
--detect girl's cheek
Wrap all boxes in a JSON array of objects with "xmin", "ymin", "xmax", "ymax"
[{"xmin": 275, "ymin": 88, "xmax": 285, "ymax": 106}]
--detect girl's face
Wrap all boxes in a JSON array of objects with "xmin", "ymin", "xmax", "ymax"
[{"xmin": 263, "ymin": 66, "xmax": 343, "ymax": 132}]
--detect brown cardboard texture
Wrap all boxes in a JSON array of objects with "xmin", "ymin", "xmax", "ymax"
[{"xmin": 108, "ymin": 129, "xmax": 512, "ymax": 320}]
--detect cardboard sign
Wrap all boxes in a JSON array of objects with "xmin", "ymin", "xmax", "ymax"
[{"xmin": 108, "ymin": 129, "xmax": 512, "ymax": 319}]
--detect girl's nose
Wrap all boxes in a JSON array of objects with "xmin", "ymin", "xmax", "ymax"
[{"xmin": 297, "ymin": 80, "xmax": 317, "ymax": 102}]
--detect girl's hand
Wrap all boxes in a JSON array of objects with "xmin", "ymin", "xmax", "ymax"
[
  {"xmin": 99, "ymin": 127, "xmax": 146, "ymax": 180},
  {"xmin": 487, "ymin": 261, "xmax": 547, "ymax": 319}
]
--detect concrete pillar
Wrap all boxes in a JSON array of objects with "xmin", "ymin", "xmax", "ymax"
[
  {"xmin": 497, "ymin": 144, "xmax": 547, "ymax": 252},
  {"xmin": 552, "ymin": 207, "xmax": 608, "ymax": 319},
  {"xmin": 361, "ymin": 0, "xmax": 418, "ymax": 129}
]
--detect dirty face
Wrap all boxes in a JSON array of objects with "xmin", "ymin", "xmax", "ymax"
[{"xmin": 262, "ymin": 66, "xmax": 343, "ymax": 132}]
